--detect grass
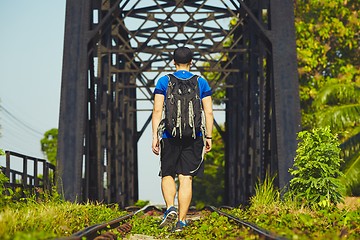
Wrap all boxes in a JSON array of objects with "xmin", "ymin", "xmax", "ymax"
[
  {"xmin": 229, "ymin": 201, "xmax": 360, "ymax": 239},
  {"xmin": 0, "ymin": 195, "xmax": 359, "ymax": 239},
  {"xmin": 0, "ymin": 198, "xmax": 126, "ymax": 240},
  {"xmin": 0, "ymin": 175, "xmax": 359, "ymax": 239},
  {"xmin": 234, "ymin": 175, "xmax": 360, "ymax": 240},
  {"xmin": 249, "ymin": 175, "xmax": 281, "ymax": 209}
]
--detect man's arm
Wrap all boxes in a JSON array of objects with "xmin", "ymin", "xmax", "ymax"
[
  {"xmin": 152, "ymin": 94, "xmax": 164, "ymax": 155},
  {"xmin": 202, "ymin": 95, "xmax": 213, "ymax": 153}
]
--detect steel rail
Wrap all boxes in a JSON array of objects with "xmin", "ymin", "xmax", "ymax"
[
  {"xmin": 56, "ymin": 205, "xmax": 288, "ymax": 240},
  {"xmin": 207, "ymin": 206, "xmax": 288, "ymax": 240},
  {"xmin": 55, "ymin": 205, "xmax": 162, "ymax": 240},
  {"xmin": 56, "ymin": 213, "xmax": 134, "ymax": 240}
]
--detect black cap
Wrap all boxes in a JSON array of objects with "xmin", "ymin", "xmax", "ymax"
[{"xmin": 173, "ymin": 47, "xmax": 193, "ymax": 64}]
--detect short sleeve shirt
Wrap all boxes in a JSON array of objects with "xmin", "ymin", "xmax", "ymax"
[
  {"xmin": 154, "ymin": 70, "xmax": 212, "ymax": 98},
  {"xmin": 153, "ymin": 70, "xmax": 212, "ymax": 138}
]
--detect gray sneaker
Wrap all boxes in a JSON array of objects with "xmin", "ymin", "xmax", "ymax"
[{"xmin": 159, "ymin": 206, "xmax": 177, "ymax": 228}]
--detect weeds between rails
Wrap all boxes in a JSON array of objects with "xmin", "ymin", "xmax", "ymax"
[{"xmin": 56, "ymin": 205, "xmax": 287, "ymax": 240}]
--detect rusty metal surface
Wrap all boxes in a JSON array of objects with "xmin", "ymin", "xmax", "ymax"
[{"xmin": 58, "ymin": 0, "xmax": 300, "ymax": 207}]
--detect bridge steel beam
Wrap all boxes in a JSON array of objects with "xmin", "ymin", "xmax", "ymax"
[
  {"xmin": 57, "ymin": 0, "xmax": 90, "ymax": 202},
  {"xmin": 58, "ymin": 0, "xmax": 138, "ymax": 207},
  {"xmin": 225, "ymin": 0, "xmax": 301, "ymax": 206},
  {"xmin": 268, "ymin": 0, "xmax": 302, "ymax": 191},
  {"xmin": 58, "ymin": 0, "xmax": 300, "ymax": 207}
]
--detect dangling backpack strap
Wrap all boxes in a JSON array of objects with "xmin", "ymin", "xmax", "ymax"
[{"xmin": 157, "ymin": 74, "xmax": 172, "ymax": 139}]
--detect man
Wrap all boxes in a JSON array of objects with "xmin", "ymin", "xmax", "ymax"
[{"xmin": 152, "ymin": 46, "xmax": 213, "ymax": 231}]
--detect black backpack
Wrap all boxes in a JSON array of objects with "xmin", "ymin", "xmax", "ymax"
[{"xmin": 162, "ymin": 74, "xmax": 203, "ymax": 139}]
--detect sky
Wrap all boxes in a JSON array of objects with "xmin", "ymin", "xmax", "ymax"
[
  {"xmin": 0, "ymin": 0, "xmax": 64, "ymax": 158},
  {"xmin": 0, "ymin": 0, "xmax": 226, "ymax": 204}
]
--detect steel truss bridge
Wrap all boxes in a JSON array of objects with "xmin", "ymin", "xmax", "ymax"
[{"xmin": 58, "ymin": 0, "xmax": 301, "ymax": 207}]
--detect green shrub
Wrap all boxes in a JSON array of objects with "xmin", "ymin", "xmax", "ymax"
[
  {"xmin": 289, "ymin": 127, "xmax": 345, "ymax": 209},
  {"xmin": 0, "ymin": 171, "xmax": 11, "ymax": 206},
  {"xmin": 0, "ymin": 149, "xmax": 12, "ymax": 207}
]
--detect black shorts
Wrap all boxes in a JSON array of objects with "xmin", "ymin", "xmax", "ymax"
[{"xmin": 159, "ymin": 137, "xmax": 205, "ymax": 178}]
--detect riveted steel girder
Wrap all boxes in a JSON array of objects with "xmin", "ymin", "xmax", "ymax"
[
  {"xmin": 224, "ymin": 0, "xmax": 301, "ymax": 205},
  {"xmin": 58, "ymin": 0, "xmax": 300, "ymax": 207}
]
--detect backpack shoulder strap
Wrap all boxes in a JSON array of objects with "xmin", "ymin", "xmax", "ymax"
[
  {"xmin": 168, "ymin": 73, "xmax": 177, "ymax": 80},
  {"xmin": 189, "ymin": 74, "xmax": 199, "ymax": 83}
]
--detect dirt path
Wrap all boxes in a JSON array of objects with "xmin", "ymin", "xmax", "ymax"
[{"xmin": 338, "ymin": 197, "xmax": 360, "ymax": 210}]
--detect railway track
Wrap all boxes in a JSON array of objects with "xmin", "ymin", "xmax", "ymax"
[{"xmin": 57, "ymin": 205, "xmax": 288, "ymax": 240}]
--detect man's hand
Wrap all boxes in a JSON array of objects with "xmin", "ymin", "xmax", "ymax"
[
  {"xmin": 152, "ymin": 94, "xmax": 164, "ymax": 156},
  {"xmin": 202, "ymin": 96, "xmax": 213, "ymax": 154},
  {"xmin": 152, "ymin": 136, "xmax": 160, "ymax": 155},
  {"xmin": 205, "ymin": 138, "xmax": 212, "ymax": 153}
]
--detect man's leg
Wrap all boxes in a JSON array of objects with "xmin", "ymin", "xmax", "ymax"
[
  {"xmin": 161, "ymin": 175, "xmax": 176, "ymax": 208},
  {"xmin": 178, "ymin": 174, "xmax": 192, "ymax": 221},
  {"xmin": 159, "ymin": 175, "xmax": 178, "ymax": 228}
]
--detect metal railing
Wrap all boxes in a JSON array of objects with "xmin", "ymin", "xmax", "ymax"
[{"xmin": 1, "ymin": 151, "xmax": 56, "ymax": 193}]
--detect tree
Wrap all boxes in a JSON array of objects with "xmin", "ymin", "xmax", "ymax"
[
  {"xmin": 40, "ymin": 128, "xmax": 58, "ymax": 166},
  {"xmin": 295, "ymin": 0, "xmax": 359, "ymax": 127},
  {"xmin": 311, "ymin": 83, "xmax": 360, "ymax": 195},
  {"xmin": 192, "ymin": 125, "xmax": 225, "ymax": 208},
  {"xmin": 295, "ymin": 0, "xmax": 360, "ymax": 195}
]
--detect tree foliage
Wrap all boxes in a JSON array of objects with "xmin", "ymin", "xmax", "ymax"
[
  {"xmin": 295, "ymin": 0, "xmax": 360, "ymax": 195},
  {"xmin": 295, "ymin": 0, "xmax": 360, "ymax": 128},
  {"xmin": 340, "ymin": 133, "xmax": 360, "ymax": 195},
  {"xmin": 40, "ymin": 128, "xmax": 58, "ymax": 166}
]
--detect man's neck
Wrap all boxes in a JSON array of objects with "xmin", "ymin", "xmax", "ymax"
[{"xmin": 175, "ymin": 63, "xmax": 190, "ymax": 71}]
